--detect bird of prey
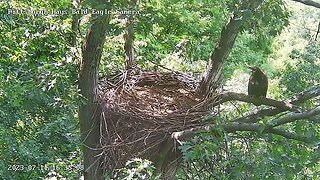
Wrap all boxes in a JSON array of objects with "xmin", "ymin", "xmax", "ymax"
[{"xmin": 248, "ymin": 66, "xmax": 268, "ymax": 100}]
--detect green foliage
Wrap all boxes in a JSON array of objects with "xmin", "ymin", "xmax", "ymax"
[
  {"xmin": 101, "ymin": 0, "xmax": 289, "ymax": 76},
  {"xmin": 271, "ymin": 0, "xmax": 320, "ymax": 98},
  {"xmin": 0, "ymin": 1, "xmax": 81, "ymax": 179},
  {"xmin": 136, "ymin": 0, "xmax": 229, "ymax": 62},
  {"xmin": 179, "ymin": 133, "xmax": 218, "ymax": 163},
  {"xmin": 177, "ymin": 1, "xmax": 319, "ymax": 178},
  {"xmin": 109, "ymin": 158, "xmax": 160, "ymax": 180},
  {"xmin": 179, "ymin": 130, "xmax": 319, "ymax": 179},
  {"xmin": 0, "ymin": 0, "xmax": 318, "ymax": 179},
  {"xmin": 225, "ymin": 31, "xmax": 269, "ymax": 79},
  {"xmin": 279, "ymin": 41, "xmax": 320, "ymax": 95},
  {"xmin": 100, "ymin": 0, "xmax": 231, "ymax": 74},
  {"xmin": 245, "ymin": 0, "xmax": 289, "ymax": 53},
  {"xmin": 224, "ymin": 0, "xmax": 289, "ymax": 80}
]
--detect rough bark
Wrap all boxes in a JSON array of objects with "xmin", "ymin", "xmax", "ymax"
[
  {"xmin": 123, "ymin": 0, "xmax": 138, "ymax": 70},
  {"xmin": 160, "ymin": 149, "xmax": 182, "ymax": 180},
  {"xmin": 124, "ymin": 8, "xmax": 136, "ymax": 69},
  {"xmin": 198, "ymin": 0, "xmax": 264, "ymax": 97},
  {"xmin": 79, "ymin": 12, "xmax": 111, "ymax": 180},
  {"xmin": 204, "ymin": 92, "xmax": 299, "ymax": 111},
  {"xmin": 152, "ymin": 139, "xmax": 182, "ymax": 180},
  {"xmin": 198, "ymin": 16, "xmax": 242, "ymax": 97},
  {"xmin": 291, "ymin": 0, "xmax": 320, "ymax": 9}
]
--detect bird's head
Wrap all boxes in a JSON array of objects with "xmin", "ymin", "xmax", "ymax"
[{"xmin": 248, "ymin": 66, "xmax": 261, "ymax": 73}]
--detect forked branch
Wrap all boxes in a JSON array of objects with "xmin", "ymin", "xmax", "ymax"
[
  {"xmin": 236, "ymin": 87, "xmax": 320, "ymax": 123},
  {"xmin": 172, "ymin": 121, "xmax": 315, "ymax": 143},
  {"xmin": 174, "ymin": 87, "xmax": 320, "ymax": 143}
]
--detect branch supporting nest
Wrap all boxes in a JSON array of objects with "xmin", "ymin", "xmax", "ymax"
[
  {"xmin": 99, "ymin": 69, "xmax": 319, "ymax": 172},
  {"xmin": 173, "ymin": 87, "xmax": 320, "ymax": 144},
  {"xmin": 98, "ymin": 70, "xmax": 207, "ymax": 171},
  {"xmin": 208, "ymin": 92, "xmax": 298, "ymax": 111},
  {"xmin": 236, "ymin": 87, "xmax": 320, "ymax": 123},
  {"xmin": 173, "ymin": 121, "xmax": 315, "ymax": 144}
]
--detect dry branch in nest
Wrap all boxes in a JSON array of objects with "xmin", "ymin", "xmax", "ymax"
[{"xmin": 98, "ymin": 70, "xmax": 214, "ymax": 170}]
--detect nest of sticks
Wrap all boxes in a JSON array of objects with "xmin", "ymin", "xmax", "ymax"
[{"xmin": 98, "ymin": 69, "xmax": 215, "ymax": 170}]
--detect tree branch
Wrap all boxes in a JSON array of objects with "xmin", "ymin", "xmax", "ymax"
[
  {"xmin": 291, "ymin": 0, "xmax": 320, "ymax": 9},
  {"xmin": 173, "ymin": 88, "xmax": 320, "ymax": 144},
  {"xmin": 267, "ymin": 128, "xmax": 312, "ymax": 143},
  {"xmin": 213, "ymin": 92, "xmax": 298, "ymax": 111},
  {"xmin": 290, "ymin": 86, "xmax": 320, "ymax": 104},
  {"xmin": 223, "ymin": 123, "xmax": 312, "ymax": 143},
  {"xmin": 236, "ymin": 87, "xmax": 320, "ymax": 123},
  {"xmin": 315, "ymin": 20, "xmax": 320, "ymax": 40},
  {"xmin": 124, "ymin": 0, "xmax": 137, "ymax": 70},
  {"xmin": 172, "ymin": 122, "xmax": 313, "ymax": 143},
  {"xmin": 198, "ymin": 0, "xmax": 264, "ymax": 96},
  {"xmin": 271, "ymin": 106, "xmax": 320, "ymax": 127}
]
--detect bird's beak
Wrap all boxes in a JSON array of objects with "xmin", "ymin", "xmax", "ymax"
[{"xmin": 248, "ymin": 66, "xmax": 255, "ymax": 70}]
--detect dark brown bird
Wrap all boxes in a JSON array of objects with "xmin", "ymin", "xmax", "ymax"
[{"xmin": 248, "ymin": 66, "xmax": 268, "ymax": 99}]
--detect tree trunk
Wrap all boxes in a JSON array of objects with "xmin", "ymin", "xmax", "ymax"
[
  {"xmin": 198, "ymin": 0, "xmax": 264, "ymax": 97},
  {"xmin": 79, "ymin": 13, "xmax": 111, "ymax": 180},
  {"xmin": 124, "ymin": 0, "xmax": 137, "ymax": 69},
  {"xmin": 71, "ymin": 0, "xmax": 80, "ymax": 47},
  {"xmin": 152, "ymin": 139, "xmax": 182, "ymax": 180}
]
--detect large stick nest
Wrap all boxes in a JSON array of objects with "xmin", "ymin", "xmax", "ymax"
[{"xmin": 98, "ymin": 70, "xmax": 214, "ymax": 170}]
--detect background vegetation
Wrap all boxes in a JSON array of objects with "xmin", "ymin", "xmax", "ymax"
[{"xmin": 0, "ymin": 0, "xmax": 319, "ymax": 179}]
